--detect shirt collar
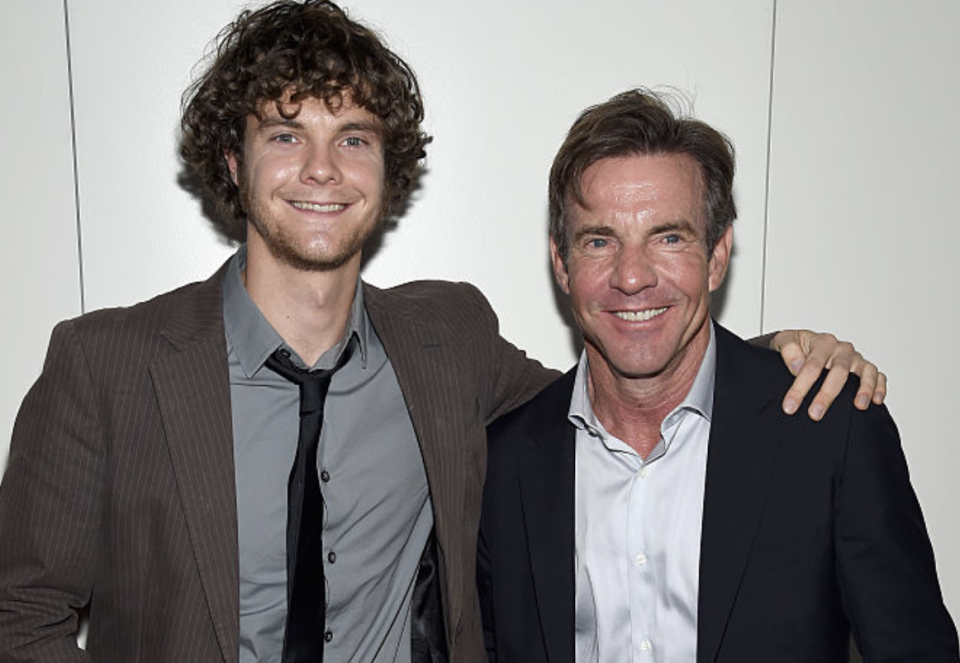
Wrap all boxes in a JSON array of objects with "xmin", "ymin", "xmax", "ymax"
[
  {"xmin": 222, "ymin": 245, "xmax": 370, "ymax": 377},
  {"xmin": 568, "ymin": 321, "xmax": 717, "ymax": 439}
]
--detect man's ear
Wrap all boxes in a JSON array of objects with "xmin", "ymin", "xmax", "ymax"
[
  {"xmin": 708, "ymin": 224, "xmax": 734, "ymax": 292},
  {"xmin": 550, "ymin": 237, "xmax": 571, "ymax": 295},
  {"xmin": 225, "ymin": 151, "xmax": 240, "ymax": 186}
]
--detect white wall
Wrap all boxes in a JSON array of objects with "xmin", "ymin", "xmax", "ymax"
[
  {"xmin": 0, "ymin": 0, "xmax": 81, "ymax": 464},
  {"xmin": 2, "ymin": 0, "xmax": 957, "ymax": 622}
]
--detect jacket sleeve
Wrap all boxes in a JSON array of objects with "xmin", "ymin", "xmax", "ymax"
[
  {"xmin": 0, "ymin": 320, "xmax": 100, "ymax": 662},
  {"xmin": 463, "ymin": 283, "xmax": 559, "ymax": 425},
  {"xmin": 834, "ymin": 403, "xmax": 959, "ymax": 661}
]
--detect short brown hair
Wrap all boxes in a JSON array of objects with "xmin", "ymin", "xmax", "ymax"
[
  {"xmin": 549, "ymin": 88, "xmax": 736, "ymax": 265},
  {"xmin": 179, "ymin": 0, "xmax": 431, "ymax": 239}
]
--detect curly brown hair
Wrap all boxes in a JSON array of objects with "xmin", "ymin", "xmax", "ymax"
[
  {"xmin": 179, "ymin": 0, "xmax": 431, "ymax": 239},
  {"xmin": 549, "ymin": 88, "xmax": 736, "ymax": 267}
]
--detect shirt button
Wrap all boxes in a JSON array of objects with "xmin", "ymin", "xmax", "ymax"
[
  {"xmin": 324, "ymin": 630, "xmax": 333, "ymax": 643},
  {"xmin": 635, "ymin": 552, "xmax": 647, "ymax": 565},
  {"xmin": 327, "ymin": 551, "xmax": 337, "ymax": 564},
  {"xmin": 320, "ymin": 470, "xmax": 331, "ymax": 482},
  {"xmin": 640, "ymin": 467, "xmax": 648, "ymax": 479},
  {"xmin": 640, "ymin": 638, "xmax": 652, "ymax": 652}
]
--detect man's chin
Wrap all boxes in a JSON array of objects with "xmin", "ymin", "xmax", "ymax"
[
  {"xmin": 253, "ymin": 231, "xmax": 367, "ymax": 273},
  {"xmin": 273, "ymin": 246, "xmax": 361, "ymax": 273}
]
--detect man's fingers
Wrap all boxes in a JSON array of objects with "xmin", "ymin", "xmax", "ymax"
[
  {"xmin": 778, "ymin": 342, "xmax": 807, "ymax": 377},
  {"xmin": 853, "ymin": 360, "xmax": 876, "ymax": 409},
  {"xmin": 873, "ymin": 372, "xmax": 887, "ymax": 404},
  {"xmin": 854, "ymin": 363, "xmax": 886, "ymax": 408},
  {"xmin": 778, "ymin": 330, "xmax": 887, "ymax": 417},
  {"xmin": 781, "ymin": 334, "xmax": 843, "ymax": 418},
  {"xmin": 806, "ymin": 364, "xmax": 851, "ymax": 421},
  {"xmin": 782, "ymin": 361, "xmax": 824, "ymax": 415}
]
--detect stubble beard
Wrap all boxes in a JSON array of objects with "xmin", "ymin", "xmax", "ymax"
[{"xmin": 238, "ymin": 173, "xmax": 382, "ymax": 273}]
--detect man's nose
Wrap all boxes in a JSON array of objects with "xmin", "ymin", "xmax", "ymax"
[
  {"xmin": 610, "ymin": 246, "xmax": 657, "ymax": 294},
  {"xmin": 301, "ymin": 143, "xmax": 341, "ymax": 185}
]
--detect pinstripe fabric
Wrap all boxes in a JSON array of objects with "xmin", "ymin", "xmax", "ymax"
[
  {"xmin": 0, "ymin": 262, "xmax": 556, "ymax": 663},
  {"xmin": 365, "ymin": 281, "xmax": 556, "ymax": 663}
]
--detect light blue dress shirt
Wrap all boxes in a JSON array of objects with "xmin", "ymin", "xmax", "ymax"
[{"xmin": 570, "ymin": 324, "xmax": 716, "ymax": 663}]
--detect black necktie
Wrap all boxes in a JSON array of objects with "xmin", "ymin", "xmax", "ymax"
[{"xmin": 265, "ymin": 345, "xmax": 351, "ymax": 663}]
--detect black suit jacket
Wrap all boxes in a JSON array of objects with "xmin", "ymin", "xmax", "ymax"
[{"xmin": 478, "ymin": 324, "xmax": 958, "ymax": 662}]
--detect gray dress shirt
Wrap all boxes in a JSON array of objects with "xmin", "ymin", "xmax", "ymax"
[
  {"xmin": 570, "ymin": 324, "xmax": 716, "ymax": 663},
  {"xmin": 223, "ymin": 248, "xmax": 432, "ymax": 663}
]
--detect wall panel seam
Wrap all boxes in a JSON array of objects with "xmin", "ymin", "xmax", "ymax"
[
  {"xmin": 759, "ymin": 0, "xmax": 778, "ymax": 334},
  {"xmin": 63, "ymin": 0, "xmax": 85, "ymax": 314}
]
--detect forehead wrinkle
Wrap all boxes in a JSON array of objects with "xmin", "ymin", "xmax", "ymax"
[{"xmin": 609, "ymin": 179, "xmax": 660, "ymax": 207}]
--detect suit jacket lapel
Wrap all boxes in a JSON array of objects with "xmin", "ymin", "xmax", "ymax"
[
  {"xmin": 363, "ymin": 283, "xmax": 469, "ymax": 641},
  {"xmin": 150, "ymin": 262, "xmax": 239, "ymax": 663},
  {"xmin": 697, "ymin": 325, "xmax": 784, "ymax": 663},
  {"xmin": 518, "ymin": 371, "xmax": 577, "ymax": 663}
]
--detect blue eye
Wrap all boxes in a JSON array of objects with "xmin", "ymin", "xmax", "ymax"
[
  {"xmin": 273, "ymin": 133, "xmax": 297, "ymax": 143},
  {"xmin": 588, "ymin": 238, "xmax": 608, "ymax": 249},
  {"xmin": 663, "ymin": 234, "xmax": 680, "ymax": 244},
  {"xmin": 343, "ymin": 136, "xmax": 366, "ymax": 147}
]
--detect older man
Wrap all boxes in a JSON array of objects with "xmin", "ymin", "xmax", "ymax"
[{"xmin": 477, "ymin": 89, "xmax": 958, "ymax": 662}]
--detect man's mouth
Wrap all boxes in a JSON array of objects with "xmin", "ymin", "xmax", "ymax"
[
  {"xmin": 614, "ymin": 307, "xmax": 667, "ymax": 322},
  {"xmin": 290, "ymin": 201, "xmax": 346, "ymax": 212}
]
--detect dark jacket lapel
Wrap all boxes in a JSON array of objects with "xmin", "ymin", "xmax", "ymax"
[
  {"xmin": 517, "ymin": 370, "xmax": 577, "ymax": 663},
  {"xmin": 150, "ymin": 261, "xmax": 239, "ymax": 663},
  {"xmin": 696, "ymin": 324, "xmax": 785, "ymax": 663}
]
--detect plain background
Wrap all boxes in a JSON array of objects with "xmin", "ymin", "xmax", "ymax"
[{"xmin": 2, "ymin": 0, "xmax": 958, "ymax": 634}]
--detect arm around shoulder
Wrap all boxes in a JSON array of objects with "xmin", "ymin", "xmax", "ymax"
[{"xmin": 458, "ymin": 282, "xmax": 559, "ymax": 424}]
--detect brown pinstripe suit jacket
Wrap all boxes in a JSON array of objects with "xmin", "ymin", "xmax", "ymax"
[{"xmin": 0, "ymin": 260, "xmax": 556, "ymax": 663}]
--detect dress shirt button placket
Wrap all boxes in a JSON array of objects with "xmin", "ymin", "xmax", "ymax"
[{"xmin": 629, "ymin": 457, "xmax": 656, "ymax": 662}]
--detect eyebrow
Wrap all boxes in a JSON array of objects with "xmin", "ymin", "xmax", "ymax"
[
  {"xmin": 572, "ymin": 225, "xmax": 618, "ymax": 242},
  {"xmin": 338, "ymin": 121, "xmax": 381, "ymax": 134},
  {"xmin": 572, "ymin": 219, "xmax": 700, "ymax": 243},
  {"xmin": 649, "ymin": 219, "xmax": 699, "ymax": 235},
  {"xmin": 254, "ymin": 117, "xmax": 382, "ymax": 137},
  {"xmin": 256, "ymin": 117, "xmax": 303, "ymax": 131}
]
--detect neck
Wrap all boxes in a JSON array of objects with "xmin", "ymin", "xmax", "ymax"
[
  {"xmin": 243, "ymin": 246, "xmax": 360, "ymax": 366},
  {"xmin": 587, "ymin": 329, "xmax": 710, "ymax": 458}
]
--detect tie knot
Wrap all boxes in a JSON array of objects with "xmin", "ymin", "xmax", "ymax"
[{"xmin": 264, "ymin": 346, "xmax": 351, "ymax": 415}]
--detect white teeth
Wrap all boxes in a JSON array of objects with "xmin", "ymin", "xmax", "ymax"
[
  {"xmin": 615, "ymin": 307, "xmax": 667, "ymax": 322},
  {"xmin": 291, "ymin": 201, "xmax": 345, "ymax": 212}
]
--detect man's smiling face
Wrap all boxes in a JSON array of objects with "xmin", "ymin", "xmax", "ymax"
[
  {"xmin": 227, "ymin": 92, "xmax": 385, "ymax": 273},
  {"xmin": 552, "ymin": 153, "xmax": 732, "ymax": 386}
]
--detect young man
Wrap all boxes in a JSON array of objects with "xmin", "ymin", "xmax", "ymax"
[
  {"xmin": 477, "ymin": 89, "xmax": 957, "ymax": 663},
  {"xmin": 0, "ymin": 3, "xmax": 884, "ymax": 663}
]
